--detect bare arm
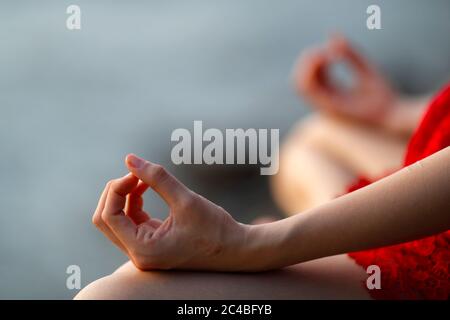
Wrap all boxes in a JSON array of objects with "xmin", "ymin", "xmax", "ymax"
[
  {"xmin": 243, "ymin": 147, "xmax": 450, "ymax": 270},
  {"xmin": 92, "ymin": 151, "xmax": 449, "ymax": 272}
]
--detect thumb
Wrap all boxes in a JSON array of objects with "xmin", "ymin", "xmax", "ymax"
[{"xmin": 125, "ymin": 154, "xmax": 190, "ymax": 207}]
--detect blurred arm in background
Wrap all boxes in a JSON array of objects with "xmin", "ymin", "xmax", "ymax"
[{"xmin": 272, "ymin": 35, "xmax": 432, "ymax": 214}]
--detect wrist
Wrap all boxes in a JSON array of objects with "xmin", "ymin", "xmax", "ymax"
[
  {"xmin": 234, "ymin": 211, "xmax": 324, "ymax": 271},
  {"xmin": 233, "ymin": 222, "xmax": 286, "ymax": 272},
  {"xmin": 215, "ymin": 220, "xmax": 277, "ymax": 272},
  {"xmin": 220, "ymin": 215, "xmax": 309, "ymax": 272},
  {"xmin": 222, "ymin": 222, "xmax": 263, "ymax": 272}
]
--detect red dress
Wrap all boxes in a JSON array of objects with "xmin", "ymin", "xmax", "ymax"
[{"xmin": 347, "ymin": 84, "xmax": 450, "ymax": 300}]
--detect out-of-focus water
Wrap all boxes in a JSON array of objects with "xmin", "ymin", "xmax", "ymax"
[{"xmin": 0, "ymin": 0, "xmax": 449, "ymax": 299}]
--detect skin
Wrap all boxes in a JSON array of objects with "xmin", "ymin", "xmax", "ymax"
[
  {"xmin": 76, "ymin": 146, "xmax": 449, "ymax": 299},
  {"xmin": 76, "ymin": 256, "xmax": 370, "ymax": 299},
  {"xmin": 271, "ymin": 113, "xmax": 408, "ymax": 214},
  {"xmin": 76, "ymin": 36, "xmax": 448, "ymax": 299},
  {"xmin": 272, "ymin": 34, "xmax": 428, "ymax": 214},
  {"xmin": 294, "ymin": 34, "xmax": 426, "ymax": 136},
  {"xmin": 88, "ymin": 148, "xmax": 450, "ymax": 274}
]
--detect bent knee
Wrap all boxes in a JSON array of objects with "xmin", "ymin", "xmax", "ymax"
[
  {"xmin": 74, "ymin": 262, "xmax": 163, "ymax": 300},
  {"xmin": 285, "ymin": 113, "xmax": 325, "ymax": 146},
  {"xmin": 271, "ymin": 114, "xmax": 358, "ymax": 214},
  {"xmin": 74, "ymin": 274, "xmax": 124, "ymax": 300}
]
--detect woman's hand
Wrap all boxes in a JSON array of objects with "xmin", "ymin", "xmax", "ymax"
[
  {"xmin": 92, "ymin": 154, "xmax": 251, "ymax": 271},
  {"xmin": 294, "ymin": 35, "xmax": 398, "ymax": 127},
  {"xmin": 91, "ymin": 148, "xmax": 450, "ymax": 273}
]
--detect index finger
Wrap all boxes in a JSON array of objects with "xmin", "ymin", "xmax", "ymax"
[{"xmin": 102, "ymin": 174, "xmax": 140, "ymax": 246}]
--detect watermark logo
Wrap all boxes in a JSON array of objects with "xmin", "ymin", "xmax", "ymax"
[
  {"xmin": 66, "ymin": 264, "xmax": 81, "ymax": 290},
  {"xmin": 366, "ymin": 264, "xmax": 381, "ymax": 290},
  {"xmin": 171, "ymin": 121, "xmax": 279, "ymax": 175},
  {"xmin": 366, "ymin": 5, "xmax": 381, "ymax": 30},
  {"xmin": 66, "ymin": 5, "xmax": 81, "ymax": 30}
]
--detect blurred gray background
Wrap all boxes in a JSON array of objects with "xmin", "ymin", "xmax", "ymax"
[{"xmin": 0, "ymin": 0, "xmax": 449, "ymax": 299}]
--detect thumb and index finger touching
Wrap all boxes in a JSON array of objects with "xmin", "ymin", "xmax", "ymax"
[
  {"xmin": 101, "ymin": 154, "xmax": 191, "ymax": 249},
  {"xmin": 327, "ymin": 34, "xmax": 373, "ymax": 77}
]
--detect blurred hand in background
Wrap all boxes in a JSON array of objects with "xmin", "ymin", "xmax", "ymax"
[{"xmin": 294, "ymin": 34, "xmax": 397, "ymax": 127}]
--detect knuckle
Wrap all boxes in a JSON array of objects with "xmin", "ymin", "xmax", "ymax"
[
  {"xmin": 105, "ymin": 179, "xmax": 116, "ymax": 190},
  {"xmin": 92, "ymin": 214, "xmax": 102, "ymax": 226},
  {"xmin": 109, "ymin": 178, "xmax": 121, "ymax": 189},
  {"xmin": 151, "ymin": 164, "xmax": 168, "ymax": 183},
  {"xmin": 133, "ymin": 255, "xmax": 169, "ymax": 271},
  {"xmin": 132, "ymin": 257, "xmax": 149, "ymax": 271},
  {"xmin": 131, "ymin": 244, "xmax": 172, "ymax": 271},
  {"xmin": 100, "ymin": 210, "xmax": 111, "ymax": 223},
  {"xmin": 177, "ymin": 191, "xmax": 198, "ymax": 209},
  {"xmin": 133, "ymin": 259, "xmax": 149, "ymax": 271}
]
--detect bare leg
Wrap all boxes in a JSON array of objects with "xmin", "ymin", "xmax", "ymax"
[
  {"xmin": 75, "ymin": 254, "xmax": 370, "ymax": 300},
  {"xmin": 271, "ymin": 114, "xmax": 408, "ymax": 214}
]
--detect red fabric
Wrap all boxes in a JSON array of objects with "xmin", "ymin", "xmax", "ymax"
[{"xmin": 347, "ymin": 84, "xmax": 450, "ymax": 300}]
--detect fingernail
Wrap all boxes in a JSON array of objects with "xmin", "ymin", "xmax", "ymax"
[{"xmin": 127, "ymin": 154, "xmax": 145, "ymax": 169}]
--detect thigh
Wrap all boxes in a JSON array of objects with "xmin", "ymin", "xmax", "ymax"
[
  {"xmin": 75, "ymin": 254, "xmax": 371, "ymax": 300},
  {"xmin": 271, "ymin": 136, "xmax": 355, "ymax": 214},
  {"xmin": 271, "ymin": 113, "xmax": 408, "ymax": 214},
  {"xmin": 301, "ymin": 114, "xmax": 408, "ymax": 178}
]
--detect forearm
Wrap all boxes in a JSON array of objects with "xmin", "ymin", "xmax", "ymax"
[{"xmin": 241, "ymin": 147, "xmax": 450, "ymax": 271}]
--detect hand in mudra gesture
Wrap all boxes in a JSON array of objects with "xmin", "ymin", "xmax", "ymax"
[
  {"xmin": 294, "ymin": 34, "xmax": 397, "ymax": 125},
  {"xmin": 92, "ymin": 154, "xmax": 248, "ymax": 271}
]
